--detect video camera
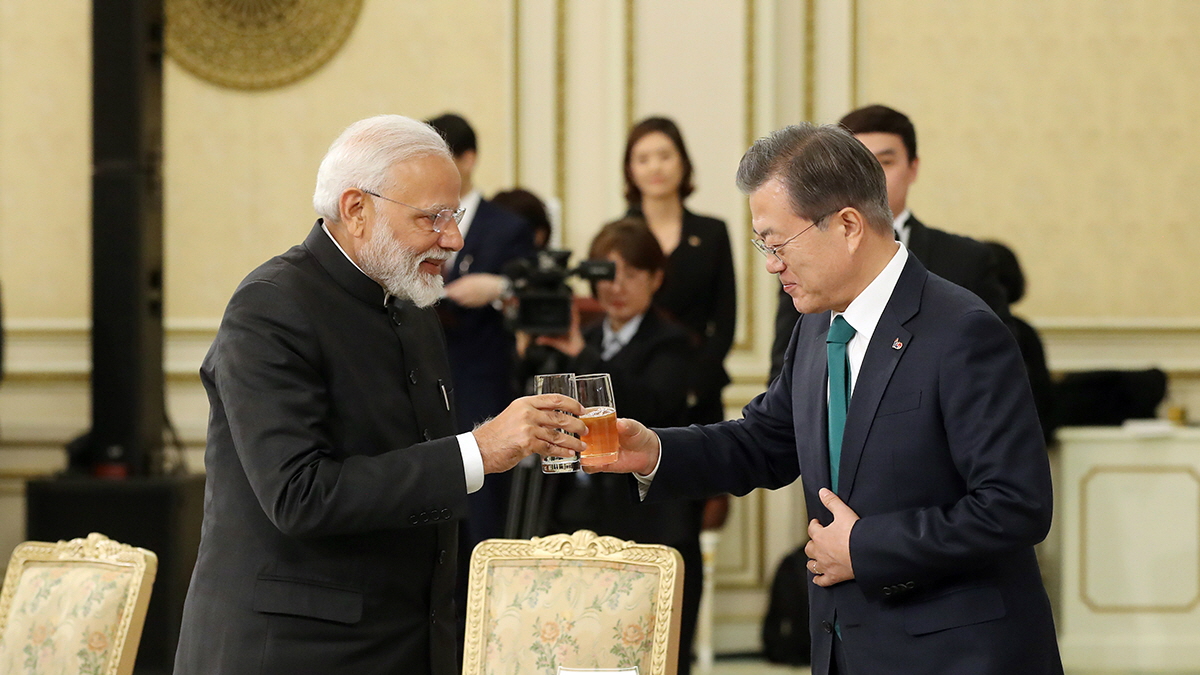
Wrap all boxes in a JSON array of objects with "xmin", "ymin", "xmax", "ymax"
[{"xmin": 504, "ymin": 249, "xmax": 615, "ymax": 335}]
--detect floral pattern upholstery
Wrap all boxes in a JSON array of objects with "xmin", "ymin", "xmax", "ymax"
[
  {"xmin": 482, "ymin": 558, "xmax": 661, "ymax": 675},
  {"xmin": 0, "ymin": 561, "xmax": 134, "ymax": 675}
]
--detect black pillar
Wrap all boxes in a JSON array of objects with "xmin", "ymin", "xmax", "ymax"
[{"xmin": 90, "ymin": 0, "xmax": 165, "ymax": 476}]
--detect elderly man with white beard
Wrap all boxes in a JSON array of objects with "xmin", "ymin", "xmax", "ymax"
[{"xmin": 173, "ymin": 115, "xmax": 587, "ymax": 675}]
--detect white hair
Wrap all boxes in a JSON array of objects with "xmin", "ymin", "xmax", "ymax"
[{"xmin": 312, "ymin": 114, "xmax": 452, "ymax": 223}]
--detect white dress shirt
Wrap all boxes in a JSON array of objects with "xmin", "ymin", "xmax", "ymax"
[
  {"xmin": 893, "ymin": 208, "xmax": 912, "ymax": 247},
  {"xmin": 832, "ymin": 243, "xmax": 909, "ymax": 396},
  {"xmin": 601, "ymin": 313, "xmax": 645, "ymax": 360},
  {"xmin": 322, "ymin": 223, "xmax": 484, "ymax": 494}
]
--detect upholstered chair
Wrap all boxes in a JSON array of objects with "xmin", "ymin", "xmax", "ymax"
[
  {"xmin": 462, "ymin": 529, "xmax": 683, "ymax": 675},
  {"xmin": 0, "ymin": 532, "xmax": 157, "ymax": 675}
]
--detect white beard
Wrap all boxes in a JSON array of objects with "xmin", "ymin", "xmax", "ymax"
[{"xmin": 358, "ymin": 216, "xmax": 450, "ymax": 308}]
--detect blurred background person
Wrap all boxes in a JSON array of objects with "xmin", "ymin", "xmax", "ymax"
[
  {"xmin": 986, "ymin": 240, "xmax": 1058, "ymax": 446},
  {"xmin": 624, "ymin": 117, "xmax": 736, "ymax": 425},
  {"xmin": 425, "ymin": 113, "xmax": 536, "ymax": 650},
  {"xmin": 491, "ymin": 187, "xmax": 552, "ymax": 251},
  {"xmin": 529, "ymin": 217, "xmax": 706, "ymax": 675}
]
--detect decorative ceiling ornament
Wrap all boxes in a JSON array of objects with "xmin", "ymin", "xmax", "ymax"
[{"xmin": 166, "ymin": 0, "xmax": 364, "ymax": 90}]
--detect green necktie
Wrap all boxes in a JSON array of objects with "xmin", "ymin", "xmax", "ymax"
[{"xmin": 826, "ymin": 315, "xmax": 856, "ymax": 494}]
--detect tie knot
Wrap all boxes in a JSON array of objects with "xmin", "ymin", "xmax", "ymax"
[{"xmin": 827, "ymin": 315, "xmax": 856, "ymax": 345}]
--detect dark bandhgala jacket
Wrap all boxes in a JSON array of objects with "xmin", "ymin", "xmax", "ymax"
[
  {"xmin": 174, "ymin": 222, "xmax": 466, "ymax": 675},
  {"xmin": 648, "ymin": 254, "xmax": 1063, "ymax": 675}
]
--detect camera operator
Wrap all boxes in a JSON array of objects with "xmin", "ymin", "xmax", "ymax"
[{"xmin": 518, "ymin": 217, "xmax": 706, "ymax": 675}]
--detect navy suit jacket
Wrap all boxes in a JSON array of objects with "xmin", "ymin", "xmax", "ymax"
[
  {"xmin": 649, "ymin": 254, "xmax": 1062, "ymax": 674},
  {"xmin": 440, "ymin": 198, "xmax": 534, "ymax": 432}
]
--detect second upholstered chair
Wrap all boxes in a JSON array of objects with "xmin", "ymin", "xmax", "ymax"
[{"xmin": 462, "ymin": 529, "xmax": 683, "ymax": 675}]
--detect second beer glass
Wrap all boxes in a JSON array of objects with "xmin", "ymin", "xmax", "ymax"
[
  {"xmin": 535, "ymin": 373, "xmax": 582, "ymax": 473},
  {"xmin": 575, "ymin": 373, "xmax": 619, "ymax": 467}
]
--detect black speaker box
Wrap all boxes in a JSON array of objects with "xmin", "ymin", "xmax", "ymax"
[
  {"xmin": 25, "ymin": 475, "xmax": 205, "ymax": 675},
  {"xmin": 90, "ymin": 0, "xmax": 165, "ymax": 475}
]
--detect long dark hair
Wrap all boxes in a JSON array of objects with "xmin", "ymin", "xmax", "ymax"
[{"xmin": 623, "ymin": 116, "xmax": 695, "ymax": 206}]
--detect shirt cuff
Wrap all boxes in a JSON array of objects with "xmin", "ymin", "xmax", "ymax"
[
  {"xmin": 633, "ymin": 453, "xmax": 662, "ymax": 501},
  {"xmin": 458, "ymin": 432, "xmax": 485, "ymax": 494}
]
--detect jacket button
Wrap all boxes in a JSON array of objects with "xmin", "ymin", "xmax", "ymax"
[
  {"xmin": 883, "ymin": 587, "xmax": 893, "ymax": 597},
  {"xmin": 441, "ymin": 508, "xmax": 451, "ymax": 519},
  {"xmin": 423, "ymin": 429, "xmax": 432, "ymax": 441},
  {"xmin": 439, "ymin": 549, "xmax": 446, "ymax": 564},
  {"xmin": 390, "ymin": 309, "xmax": 403, "ymax": 325},
  {"xmin": 430, "ymin": 609, "xmax": 436, "ymax": 622},
  {"xmin": 905, "ymin": 581, "xmax": 915, "ymax": 590},
  {"xmin": 409, "ymin": 369, "xmax": 418, "ymax": 384},
  {"xmin": 821, "ymin": 621, "xmax": 833, "ymax": 634},
  {"xmin": 409, "ymin": 515, "xmax": 419, "ymax": 525}
]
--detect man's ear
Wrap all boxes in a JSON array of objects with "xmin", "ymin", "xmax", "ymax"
[
  {"xmin": 839, "ymin": 207, "xmax": 869, "ymax": 252},
  {"xmin": 908, "ymin": 156, "xmax": 920, "ymax": 183},
  {"xmin": 339, "ymin": 188, "xmax": 369, "ymax": 238}
]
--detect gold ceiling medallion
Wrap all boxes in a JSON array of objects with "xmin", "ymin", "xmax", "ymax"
[{"xmin": 166, "ymin": 0, "xmax": 364, "ymax": 90}]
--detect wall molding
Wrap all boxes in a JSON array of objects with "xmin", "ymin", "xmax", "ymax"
[
  {"xmin": 12, "ymin": 317, "xmax": 1200, "ymax": 382},
  {"xmin": 1037, "ymin": 318, "xmax": 1200, "ymax": 373}
]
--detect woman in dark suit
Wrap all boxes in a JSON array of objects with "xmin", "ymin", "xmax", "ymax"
[
  {"xmin": 535, "ymin": 217, "xmax": 705, "ymax": 675},
  {"xmin": 624, "ymin": 117, "xmax": 737, "ymax": 425}
]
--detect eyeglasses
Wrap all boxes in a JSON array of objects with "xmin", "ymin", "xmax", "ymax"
[
  {"xmin": 751, "ymin": 208, "xmax": 842, "ymax": 264},
  {"xmin": 362, "ymin": 189, "xmax": 465, "ymax": 234}
]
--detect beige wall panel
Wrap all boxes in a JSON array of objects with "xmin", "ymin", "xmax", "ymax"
[
  {"xmin": 0, "ymin": 0, "xmax": 92, "ymax": 321},
  {"xmin": 559, "ymin": 1, "xmax": 626, "ymax": 251},
  {"xmin": 514, "ymin": 0, "xmax": 559, "ymax": 201},
  {"xmin": 856, "ymin": 0, "xmax": 1200, "ymax": 320},
  {"xmin": 164, "ymin": 0, "xmax": 514, "ymax": 320},
  {"xmin": 635, "ymin": 0, "xmax": 754, "ymax": 352}
]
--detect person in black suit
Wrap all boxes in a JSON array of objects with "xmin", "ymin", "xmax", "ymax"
[
  {"xmin": 531, "ymin": 217, "xmax": 704, "ymax": 675},
  {"xmin": 624, "ymin": 117, "xmax": 736, "ymax": 424},
  {"xmin": 425, "ymin": 114, "xmax": 537, "ymax": 622},
  {"xmin": 595, "ymin": 123, "xmax": 1062, "ymax": 674},
  {"xmin": 769, "ymin": 105, "xmax": 1007, "ymax": 380},
  {"xmin": 985, "ymin": 240, "xmax": 1058, "ymax": 445},
  {"xmin": 173, "ymin": 115, "xmax": 587, "ymax": 675},
  {"xmin": 426, "ymin": 113, "xmax": 535, "ymax": 433}
]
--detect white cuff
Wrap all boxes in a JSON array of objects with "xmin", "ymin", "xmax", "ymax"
[
  {"xmin": 633, "ymin": 453, "xmax": 661, "ymax": 501},
  {"xmin": 458, "ymin": 432, "xmax": 485, "ymax": 494}
]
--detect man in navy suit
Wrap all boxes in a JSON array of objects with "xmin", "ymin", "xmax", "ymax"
[
  {"xmin": 425, "ymin": 114, "xmax": 535, "ymax": 635},
  {"xmin": 590, "ymin": 123, "xmax": 1062, "ymax": 674},
  {"xmin": 426, "ymin": 113, "xmax": 535, "ymax": 434}
]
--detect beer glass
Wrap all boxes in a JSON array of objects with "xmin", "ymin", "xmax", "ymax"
[
  {"xmin": 535, "ymin": 373, "xmax": 581, "ymax": 473},
  {"xmin": 575, "ymin": 373, "xmax": 619, "ymax": 467}
]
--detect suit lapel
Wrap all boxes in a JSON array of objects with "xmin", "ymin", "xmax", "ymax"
[
  {"xmin": 838, "ymin": 256, "xmax": 926, "ymax": 499},
  {"xmin": 792, "ymin": 313, "xmax": 834, "ymax": 490}
]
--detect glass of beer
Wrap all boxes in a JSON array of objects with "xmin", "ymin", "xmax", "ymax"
[
  {"xmin": 575, "ymin": 373, "xmax": 619, "ymax": 467},
  {"xmin": 535, "ymin": 373, "xmax": 581, "ymax": 474}
]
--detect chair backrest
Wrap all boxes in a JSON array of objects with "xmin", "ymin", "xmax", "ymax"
[
  {"xmin": 0, "ymin": 532, "xmax": 157, "ymax": 675},
  {"xmin": 463, "ymin": 529, "xmax": 683, "ymax": 675}
]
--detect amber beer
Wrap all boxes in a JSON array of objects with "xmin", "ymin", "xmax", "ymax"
[
  {"xmin": 580, "ymin": 405, "xmax": 618, "ymax": 466},
  {"xmin": 575, "ymin": 373, "xmax": 618, "ymax": 467}
]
